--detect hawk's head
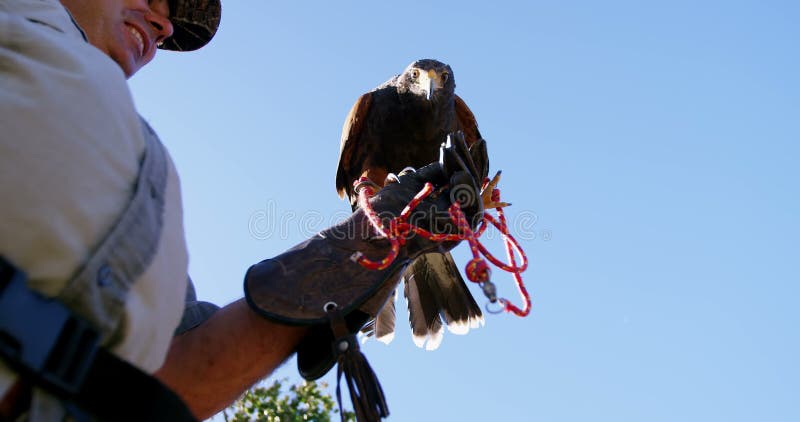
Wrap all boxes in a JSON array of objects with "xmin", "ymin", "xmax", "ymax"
[{"xmin": 396, "ymin": 59, "xmax": 455, "ymax": 103}]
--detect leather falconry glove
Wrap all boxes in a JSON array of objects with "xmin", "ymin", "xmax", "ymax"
[{"xmin": 244, "ymin": 132, "xmax": 487, "ymax": 422}]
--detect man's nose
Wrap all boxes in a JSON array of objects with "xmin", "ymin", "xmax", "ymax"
[{"xmin": 146, "ymin": 11, "xmax": 174, "ymax": 44}]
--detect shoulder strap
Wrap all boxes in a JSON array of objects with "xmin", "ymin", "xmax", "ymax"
[{"xmin": 55, "ymin": 117, "xmax": 168, "ymax": 342}]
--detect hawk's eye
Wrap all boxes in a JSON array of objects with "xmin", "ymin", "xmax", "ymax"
[
  {"xmin": 441, "ymin": 72, "xmax": 449, "ymax": 82},
  {"xmin": 411, "ymin": 69, "xmax": 420, "ymax": 80}
]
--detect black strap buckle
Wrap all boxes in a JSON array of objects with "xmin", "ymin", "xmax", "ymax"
[{"xmin": 0, "ymin": 257, "xmax": 99, "ymax": 397}]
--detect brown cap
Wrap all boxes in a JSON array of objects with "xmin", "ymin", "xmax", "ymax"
[{"xmin": 159, "ymin": 0, "xmax": 221, "ymax": 51}]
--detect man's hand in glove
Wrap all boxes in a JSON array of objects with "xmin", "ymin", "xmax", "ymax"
[{"xmin": 357, "ymin": 132, "xmax": 485, "ymax": 258}]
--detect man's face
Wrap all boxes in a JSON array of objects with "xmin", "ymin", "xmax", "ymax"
[{"xmin": 60, "ymin": 0, "xmax": 174, "ymax": 78}]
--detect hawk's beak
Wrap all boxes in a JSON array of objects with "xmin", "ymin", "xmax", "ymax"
[
  {"xmin": 426, "ymin": 77, "xmax": 433, "ymax": 100},
  {"xmin": 419, "ymin": 69, "xmax": 441, "ymax": 101}
]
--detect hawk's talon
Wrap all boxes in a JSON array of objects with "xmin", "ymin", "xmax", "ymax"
[
  {"xmin": 354, "ymin": 178, "xmax": 382, "ymax": 195},
  {"xmin": 398, "ymin": 167, "xmax": 417, "ymax": 176},
  {"xmin": 481, "ymin": 171, "xmax": 510, "ymax": 209}
]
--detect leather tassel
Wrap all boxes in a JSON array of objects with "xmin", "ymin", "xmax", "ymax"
[{"xmin": 329, "ymin": 310, "xmax": 389, "ymax": 422}]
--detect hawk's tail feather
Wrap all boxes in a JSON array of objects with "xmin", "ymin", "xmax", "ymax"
[
  {"xmin": 360, "ymin": 288, "xmax": 397, "ymax": 345},
  {"xmin": 404, "ymin": 261, "xmax": 445, "ymax": 350},
  {"xmin": 374, "ymin": 289, "xmax": 396, "ymax": 344},
  {"xmin": 404, "ymin": 252, "xmax": 483, "ymax": 351}
]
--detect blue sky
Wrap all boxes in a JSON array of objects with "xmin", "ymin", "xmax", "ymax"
[{"xmin": 130, "ymin": 1, "xmax": 798, "ymax": 420}]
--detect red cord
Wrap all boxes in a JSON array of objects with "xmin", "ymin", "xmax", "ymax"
[{"xmin": 352, "ymin": 176, "xmax": 531, "ymax": 317}]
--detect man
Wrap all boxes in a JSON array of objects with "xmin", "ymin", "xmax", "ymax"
[{"xmin": 0, "ymin": 0, "xmax": 483, "ymax": 420}]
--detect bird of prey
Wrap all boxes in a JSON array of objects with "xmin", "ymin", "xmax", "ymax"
[{"xmin": 336, "ymin": 59, "xmax": 493, "ymax": 350}]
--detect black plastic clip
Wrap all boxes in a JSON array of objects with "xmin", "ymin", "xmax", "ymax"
[{"xmin": 0, "ymin": 257, "xmax": 99, "ymax": 397}]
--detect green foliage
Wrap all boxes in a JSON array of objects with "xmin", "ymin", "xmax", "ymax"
[{"xmin": 222, "ymin": 378, "xmax": 355, "ymax": 422}]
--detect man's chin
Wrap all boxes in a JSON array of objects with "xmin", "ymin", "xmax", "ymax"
[
  {"xmin": 110, "ymin": 52, "xmax": 142, "ymax": 79},
  {"xmin": 128, "ymin": 56, "xmax": 156, "ymax": 78}
]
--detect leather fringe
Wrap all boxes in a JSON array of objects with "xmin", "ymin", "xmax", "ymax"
[{"xmin": 329, "ymin": 310, "xmax": 389, "ymax": 422}]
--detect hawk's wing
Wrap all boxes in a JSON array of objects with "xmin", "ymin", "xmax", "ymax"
[
  {"xmin": 455, "ymin": 94, "xmax": 489, "ymax": 181},
  {"xmin": 454, "ymin": 94, "xmax": 481, "ymax": 146},
  {"xmin": 336, "ymin": 93, "xmax": 373, "ymax": 199}
]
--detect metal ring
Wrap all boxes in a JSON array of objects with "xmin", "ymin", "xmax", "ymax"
[
  {"xmin": 485, "ymin": 300, "xmax": 505, "ymax": 314},
  {"xmin": 323, "ymin": 301, "xmax": 338, "ymax": 313}
]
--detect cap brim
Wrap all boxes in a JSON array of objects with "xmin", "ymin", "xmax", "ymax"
[{"xmin": 159, "ymin": 0, "xmax": 221, "ymax": 51}]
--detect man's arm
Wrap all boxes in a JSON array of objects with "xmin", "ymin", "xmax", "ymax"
[{"xmin": 154, "ymin": 298, "xmax": 308, "ymax": 419}]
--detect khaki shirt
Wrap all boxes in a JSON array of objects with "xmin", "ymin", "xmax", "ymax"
[{"xmin": 0, "ymin": 0, "xmax": 192, "ymax": 406}]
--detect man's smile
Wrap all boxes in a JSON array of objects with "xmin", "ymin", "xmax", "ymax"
[{"xmin": 125, "ymin": 22, "xmax": 147, "ymax": 59}]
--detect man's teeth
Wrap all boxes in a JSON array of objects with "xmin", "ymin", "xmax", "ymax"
[{"xmin": 128, "ymin": 26, "xmax": 144, "ymax": 54}]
